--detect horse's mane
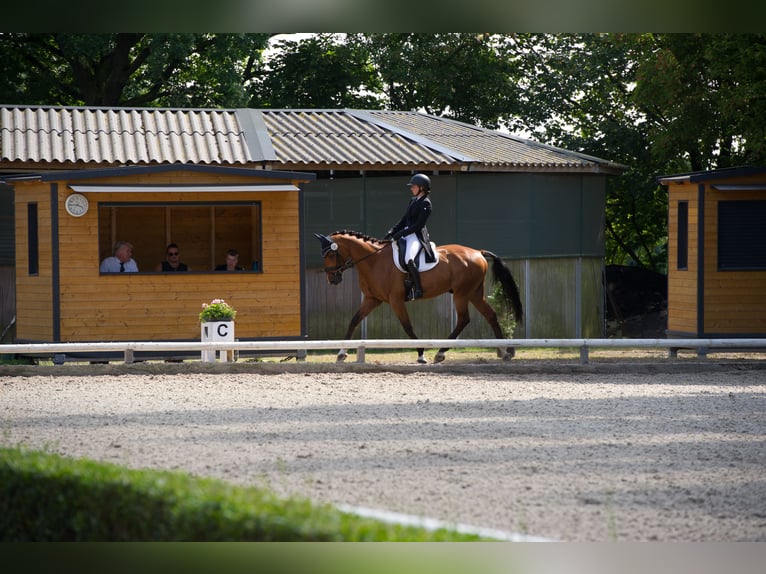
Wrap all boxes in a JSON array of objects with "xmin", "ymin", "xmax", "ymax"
[{"xmin": 331, "ymin": 229, "xmax": 390, "ymax": 245}]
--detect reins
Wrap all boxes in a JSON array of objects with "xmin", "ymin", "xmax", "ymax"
[{"xmin": 321, "ymin": 242, "xmax": 387, "ymax": 275}]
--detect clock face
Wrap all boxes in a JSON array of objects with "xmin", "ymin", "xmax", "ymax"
[{"xmin": 65, "ymin": 193, "xmax": 89, "ymax": 217}]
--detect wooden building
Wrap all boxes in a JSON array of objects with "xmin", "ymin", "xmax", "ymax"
[
  {"xmin": 660, "ymin": 166, "xmax": 766, "ymax": 338},
  {"xmin": 6, "ymin": 163, "xmax": 314, "ymax": 354}
]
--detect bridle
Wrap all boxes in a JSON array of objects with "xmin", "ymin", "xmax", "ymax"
[{"xmin": 319, "ymin": 239, "xmax": 386, "ymax": 283}]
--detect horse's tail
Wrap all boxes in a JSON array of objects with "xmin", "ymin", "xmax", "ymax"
[{"xmin": 482, "ymin": 251, "xmax": 524, "ymax": 325}]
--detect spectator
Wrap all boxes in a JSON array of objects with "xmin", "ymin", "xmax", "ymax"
[
  {"xmin": 100, "ymin": 240, "xmax": 138, "ymax": 273},
  {"xmin": 215, "ymin": 248, "xmax": 244, "ymax": 271},
  {"xmin": 155, "ymin": 243, "xmax": 190, "ymax": 272}
]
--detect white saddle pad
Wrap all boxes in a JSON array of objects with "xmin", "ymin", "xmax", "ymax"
[{"xmin": 392, "ymin": 242, "xmax": 439, "ymax": 273}]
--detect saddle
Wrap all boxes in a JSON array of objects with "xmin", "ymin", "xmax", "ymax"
[{"xmin": 391, "ymin": 241, "xmax": 439, "ymax": 274}]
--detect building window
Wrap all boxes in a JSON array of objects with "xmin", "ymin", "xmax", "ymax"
[
  {"xmin": 718, "ymin": 200, "xmax": 766, "ymax": 270},
  {"xmin": 677, "ymin": 201, "xmax": 688, "ymax": 270},
  {"xmin": 98, "ymin": 202, "xmax": 262, "ymax": 273},
  {"xmin": 27, "ymin": 203, "xmax": 39, "ymax": 275}
]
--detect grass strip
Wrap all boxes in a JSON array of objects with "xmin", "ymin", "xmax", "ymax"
[{"xmin": 0, "ymin": 446, "xmax": 485, "ymax": 541}]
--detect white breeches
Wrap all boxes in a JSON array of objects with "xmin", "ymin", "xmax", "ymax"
[{"xmin": 402, "ymin": 234, "xmax": 422, "ymax": 265}]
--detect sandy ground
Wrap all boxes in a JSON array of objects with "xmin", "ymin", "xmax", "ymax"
[{"xmin": 1, "ymin": 357, "xmax": 766, "ymax": 542}]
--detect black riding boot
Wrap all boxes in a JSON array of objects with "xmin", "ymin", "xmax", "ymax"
[{"xmin": 406, "ymin": 261, "xmax": 423, "ymax": 300}]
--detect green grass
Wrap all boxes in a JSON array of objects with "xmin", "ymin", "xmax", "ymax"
[{"xmin": 0, "ymin": 446, "xmax": 488, "ymax": 541}]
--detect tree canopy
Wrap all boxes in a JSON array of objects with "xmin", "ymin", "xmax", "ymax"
[
  {"xmin": 3, "ymin": 32, "xmax": 765, "ymax": 272},
  {"xmin": 0, "ymin": 33, "xmax": 272, "ymax": 107}
]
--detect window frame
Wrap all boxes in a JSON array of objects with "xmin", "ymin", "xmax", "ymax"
[
  {"xmin": 717, "ymin": 199, "xmax": 766, "ymax": 271},
  {"xmin": 677, "ymin": 200, "xmax": 688, "ymax": 271},
  {"xmin": 27, "ymin": 202, "xmax": 39, "ymax": 276},
  {"xmin": 97, "ymin": 200, "xmax": 263, "ymax": 274}
]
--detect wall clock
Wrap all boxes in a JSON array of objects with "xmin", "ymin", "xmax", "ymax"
[{"xmin": 65, "ymin": 193, "xmax": 89, "ymax": 217}]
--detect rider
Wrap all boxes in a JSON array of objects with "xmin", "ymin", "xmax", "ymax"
[{"xmin": 384, "ymin": 173, "xmax": 435, "ymax": 300}]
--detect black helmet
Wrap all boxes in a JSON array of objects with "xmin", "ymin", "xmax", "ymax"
[{"xmin": 407, "ymin": 173, "xmax": 431, "ymax": 190}]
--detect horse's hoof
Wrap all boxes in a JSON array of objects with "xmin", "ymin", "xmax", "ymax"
[
  {"xmin": 497, "ymin": 347, "xmax": 516, "ymax": 360},
  {"xmin": 417, "ymin": 356, "xmax": 427, "ymax": 364},
  {"xmin": 433, "ymin": 353, "xmax": 445, "ymax": 363},
  {"xmin": 336, "ymin": 353, "xmax": 347, "ymax": 363}
]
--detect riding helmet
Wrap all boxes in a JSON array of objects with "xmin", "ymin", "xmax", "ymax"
[{"xmin": 407, "ymin": 173, "xmax": 431, "ymax": 190}]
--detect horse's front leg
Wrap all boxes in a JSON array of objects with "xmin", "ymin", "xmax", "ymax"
[
  {"xmin": 337, "ymin": 297, "xmax": 382, "ymax": 362},
  {"xmin": 388, "ymin": 299, "xmax": 426, "ymax": 364}
]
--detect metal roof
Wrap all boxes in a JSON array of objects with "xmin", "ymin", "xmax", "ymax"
[
  {"xmin": 657, "ymin": 166, "xmax": 766, "ymax": 184},
  {"xmin": 0, "ymin": 106, "xmax": 250, "ymax": 167},
  {"xmin": 0, "ymin": 105, "xmax": 626, "ymax": 175}
]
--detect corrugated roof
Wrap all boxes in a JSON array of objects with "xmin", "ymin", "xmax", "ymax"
[
  {"xmin": 257, "ymin": 109, "xmax": 457, "ymax": 167},
  {"xmin": 365, "ymin": 110, "xmax": 618, "ymax": 170},
  {"xmin": 0, "ymin": 106, "xmax": 250, "ymax": 166},
  {"xmin": 0, "ymin": 105, "xmax": 626, "ymax": 174}
]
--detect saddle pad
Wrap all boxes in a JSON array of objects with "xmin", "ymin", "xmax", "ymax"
[{"xmin": 392, "ymin": 241, "xmax": 439, "ymax": 273}]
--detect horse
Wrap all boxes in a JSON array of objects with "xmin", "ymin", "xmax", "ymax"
[{"xmin": 314, "ymin": 230, "xmax": 524, "ymax": 364}]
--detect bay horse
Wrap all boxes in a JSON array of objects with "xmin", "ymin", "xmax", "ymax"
[{"xmin": 315, "ymin": 230, "xmax": 523, "ymax": 364}]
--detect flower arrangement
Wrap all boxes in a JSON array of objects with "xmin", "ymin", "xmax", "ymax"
[{"xmin": 199, "ymin": 298, "xmax": 237, "ymax": 322}]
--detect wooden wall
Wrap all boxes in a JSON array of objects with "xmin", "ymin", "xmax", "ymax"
[
  {"xmin": 667, "ymin": 183, "xmax": 699, "ymax": 335},
  {"xmin": 702, "ymin": 187, "xmax": 766, "ymax": 334},
  {"xmin": 14, "ymin": 183, "xmax": 54, "ymax": 342},
  {"xmin": 14, "ymin": 169, "xmax": 306, "ymax": 343},
  {"xmin": 668, "ymin": 177, "xmax": 766, "ymax": 336}
]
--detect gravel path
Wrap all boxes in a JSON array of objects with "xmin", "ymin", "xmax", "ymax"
[{"xmin": 2, "ymin": 360, "xmax": 765, "ymax": 542}]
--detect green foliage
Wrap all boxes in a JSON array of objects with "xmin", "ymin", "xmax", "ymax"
[
  {"xmin": 0, "ymin": 33, "xmax": 271, "ymax": 107},
  {"xmin": 0, "ymin": 446, "xmax": 485, "ymax": 541},
  {"xmin": 198, "ymin": 298, "xmax": 237, "ymax": 323},
  {"xmin": 487, "ymin": 281, "xmax": 517, "ymax": 338},
  {"xmin": 349, "ymin": 33, "xmax": 520, "ymax": 129},
  {"xmin": 249, "ymin": 34, "xmax": 382, "ymax": 109}
]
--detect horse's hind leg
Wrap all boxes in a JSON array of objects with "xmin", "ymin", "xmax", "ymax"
[
  {"xmin": 433, "ymin": 297, "xmax": 471, "ymax": 363},
  {"xmin": 388, "ymin": 299, "xmax": 426, "ymax": 364},
  {"xmin": 470, "ymin": 296, "xmax": 515, "ymax": 361},
  {"xmin": 337, "ymin": 298, "xmax": 382, "ymax": 362}
]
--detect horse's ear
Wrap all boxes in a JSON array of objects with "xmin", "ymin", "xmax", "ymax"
[
  {"xmin": 314, "ymin": 233, "xmax": 331, "ymax": 246},
  {"xmin": 314, "ymin": 233, "xmax": 337, "ymax": 256}
]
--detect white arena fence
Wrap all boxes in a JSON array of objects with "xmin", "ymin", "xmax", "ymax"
[{"xmin": 2, "ymin": 338, "xmax": 766, "ymax": 365}]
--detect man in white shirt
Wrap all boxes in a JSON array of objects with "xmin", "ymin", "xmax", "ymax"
[{"xmin": 100, "ymin": 240, "xmax": 139, "ymax": 273}]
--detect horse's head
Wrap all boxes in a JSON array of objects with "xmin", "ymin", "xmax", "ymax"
[{"xmin": 314, "ymin": 233, "xmax": 349, "ymax": 285}]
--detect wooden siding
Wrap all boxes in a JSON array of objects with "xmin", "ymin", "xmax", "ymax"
[
  {"xmin": 14, "ymin": 170, "xmax": 305, "ymax": 343},
  {"xmin": 668, "ymin": 176, "xmax": 766, "ymax": 336},
  {"xmin": 14, "ymin": 183, "xmax": 54, "ymax": 341},
  {"xmin": 702, "ymin": 187, "xmax": 766, "ymax": 334},
  {"xmin": 667, "ymin": 184, "xmax": 699, "ymax": 334}
]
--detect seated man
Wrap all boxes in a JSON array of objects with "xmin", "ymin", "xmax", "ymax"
[
  {"xmin": 215, "ymin": 248, "xmax": 244, "ymax": 271},
  {"xmin": 155, "ymin": 243, "xmax": 190, "ymax": 272},
  {"xmin": 100, "ymin": 240, "xmax": 138, "ymax": 273}
]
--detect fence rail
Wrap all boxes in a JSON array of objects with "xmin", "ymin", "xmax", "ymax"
[{"xmin": 2, "ymin": 338, "xmax": 766, "ymax": 365}]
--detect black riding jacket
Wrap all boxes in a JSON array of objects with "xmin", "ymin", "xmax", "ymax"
[{"xmin": 386, "ymin": 193, "xmax": 435, "ymax": 262}]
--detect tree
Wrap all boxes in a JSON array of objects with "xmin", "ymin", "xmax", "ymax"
[
  {"xmin": 632, "ymin": 33, "xmax": 766, "ymax": 170},
  {"xmin": 248, "ymin": 34, "xmax": 382, "ymax": 109},
  {"xmin": 496, "ymin": 33, "xmax": 766, "ymax": 272},
  {"xmin": 352, "ymin": 33, "xmax": 521, "ymax": 129},
  {"xmin": 0, "ymin": 33, "xmax": 272, "ymax": 107}
]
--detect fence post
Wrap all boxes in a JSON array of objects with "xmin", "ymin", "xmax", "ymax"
[{"xmin": 579, "ymin": 345, "xmax": 589, "ymax": 365}]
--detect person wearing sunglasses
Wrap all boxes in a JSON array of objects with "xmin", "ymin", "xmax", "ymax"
[{"xmin": 155, "ymin": 243, "xmax": 190, "ymax": 272}]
